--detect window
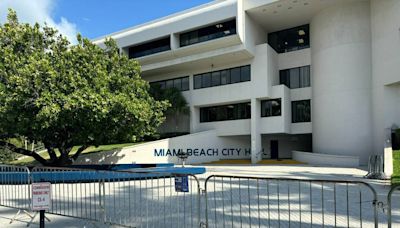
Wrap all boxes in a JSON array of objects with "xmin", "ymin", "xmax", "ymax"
[
  {"xmin": 292, "ymin": 100, "xmax": 311, "ymax": 123},
  {"xmin": 268, "ymin": 24, "xmax": 310, "ymax": 54},
  {"xmin": 149, "ymin": 76, "xmax": 190, "ymax": 92},
  {"xmin": 280, "ymin": 65, "xmax": 310, "ymax": 89},
  {"xmin": 200, "ymin": 102, "xmax": 251, "ymax": 122},
  {"xmin": 261, "ymin": 99, "xmax": 281, "ymax": 117},
  {"xmin": 128, "ymin": 37, "xmax": 171, "ymax": 58},
  {"xmin": 180, "ymin": 19, "xmax": 236, "ymax": 47},
  {"xmin": 194, "ymin": 65, "xmax": 250, "ymax": 89}
]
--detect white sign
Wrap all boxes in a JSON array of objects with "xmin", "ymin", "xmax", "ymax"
[{"xmin": 32, "ymin": 182, "xmax": 51, "ymax": 211}]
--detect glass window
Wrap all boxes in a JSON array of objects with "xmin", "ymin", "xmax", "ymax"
[
  {"xmin": 180, "ymin": 19, "xmax": 237, "ymax": 47},
  {"xmin": 261, "ymin": 99, "xmax": 281, "ymax": 117},
  {"xmin": 150, "ymin": 76, "xmax": 189, "ymax": 92},
  {"xmin": 194, "ymin": 75, "xmax": 202, "ymax": 89},
  {"xmin": 173, "ymin": 78, "xmax": 182, "ymax": 90},
  {"xmin": 230, "ymin": 67, "xmax": 241, "ymax": 83},
  {"xmin": 279, "ymin": 65, "xmax": 310, "ymax": 89},
  {"xmin": 165, "ymin": 80, "xmax": 173, "ymax": 89},
  {"xmin": 128, "ymin": 37, "xmax": 171, "ymax": 58},
  {"xmin": 289, "ymin": 68, "xmax": 300, "ymax": 89},
  {"xmin": 211, "ymin": 71, "xmax": 221, "ymax": 87},
  {"xmin": 240, "ymin": 65, "xmax": 251, "ymax": 82},
  {"xmin": 268, "ymin": 24, "xmax": 309, "ymax": 54},
  {"xmin": 193, "ymin": 65, "xmax": 250, "ymax": 90},
  {"xmin": 292, "ymin": 100, "xmax": 311, "ymax": 123},
  {"xmin": 202, "ymin": 73, "xmax": 211, "ymax": 88},
  {"xmin": 199, "ymin": 102, "xmax": 251, "ymax": 122},
  {"xmin": 220, "ymin": 70, "xmax": 230, "ymax": 85},
  {"xmin": 181, "ymin": 77, "xmax": 189, "ymax": 91},
  {"xmin": 299, "ymin": 65, "xmax": 310, "ymax": 88}
]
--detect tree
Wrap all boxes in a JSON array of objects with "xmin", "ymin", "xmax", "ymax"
[
  {"xmin": 0, "ymin": 10, "xmax": 169, "ymax": 166},
  {"xmin": 150, "ymin": 85, "xmax": 189, "ymax": 132}
]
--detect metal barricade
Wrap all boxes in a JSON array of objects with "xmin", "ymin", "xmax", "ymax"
[
  {"xmin": 388, "ymin": 185, "xmax": 400, "ymax": 228},
  {"xmin": 204, "ymin": 175, "xmax": 378, "ymax": 228},
  {"xmin": 0, "ymin": 165, "xmax": 31, "ymax": 210},
  {"xmin": 31, "ymin": 166, "xmax": 202, "ymax": 228}
]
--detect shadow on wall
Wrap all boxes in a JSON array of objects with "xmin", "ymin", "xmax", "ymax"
[{"xmin": 75, "ymin": 149, "xmax": 126, "ymax": 165}]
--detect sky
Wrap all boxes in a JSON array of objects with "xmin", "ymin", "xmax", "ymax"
[{"xmin": 0, "ymin": 0, "xmax": 213, "ymax": 43}]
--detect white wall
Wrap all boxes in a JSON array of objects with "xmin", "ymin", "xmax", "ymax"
[
  {"xmin": 76, "ymin": 131, "xmax": 253, "ymax": 165},
  {"xmin": 370, "ymin": 0, "xmax": 400, "ymax": 155},
  {"xmin": 311, "ymin": 1, "xmax": 373, "ymax": 164},
  {"xmin": 293, "ymin": 151, "xmax": 359, "ymax": 167}
]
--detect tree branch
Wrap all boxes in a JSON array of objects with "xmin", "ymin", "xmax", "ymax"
[
  {"xmin": 0, "ymin": 140, "xmax": 48, "ymax": 165},
  {"xmin": 71, "ymin": 145, "xmax": 89, "ymax": 160},
  {"xmin": 46, "ymin": 147, "xmax": 58, "ymax": 163}
]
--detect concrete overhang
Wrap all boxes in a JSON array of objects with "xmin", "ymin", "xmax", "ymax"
[
  {"xmin": 141, "ymin": 43, "xmax": 253, "ymax": 77},
  {"xmin": 245, "ymin": 0, "xmax": 368, "ymax": 32}
]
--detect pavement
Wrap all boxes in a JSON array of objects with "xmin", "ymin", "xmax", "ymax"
[{"xmin": 0, "ymin": 163, "xmax": 396, "ymax": 227}]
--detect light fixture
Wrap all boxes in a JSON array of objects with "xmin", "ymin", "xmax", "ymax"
[
  {"xmin": 298, "ymin": 29, "xmax": 305, "ymax": 35},
  {"xmin": 216, "ymin": 24, "xmax": 223, "ymax": 28},
  {"xmin": 224, "ymin": 30, "xmax": 230, "ymax": 34},
  {"xmin": 298, "ymin": 38, "xmax": 304, "ymax": 44},
  {"xmin": 284, "ymin": 41, "xmax": 288, "ymax": 45}
]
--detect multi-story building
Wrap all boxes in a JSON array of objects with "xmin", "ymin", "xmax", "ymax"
[{"xmin": 93, "ymin": 0, "xmax": 400, "ymax": 167}]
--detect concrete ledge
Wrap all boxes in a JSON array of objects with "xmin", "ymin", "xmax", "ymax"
[{"xmin": 292, "ymin": 151, "xmax": 360, "ymax": 167}]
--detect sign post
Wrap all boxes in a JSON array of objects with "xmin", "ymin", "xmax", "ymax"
[
  {"xmin": 32, "ymin": 182, "xmax": 51, "ymax": 228},
  {"xmin": 174, "ymin": 176, "xmax": 189, "ymax": 192}
]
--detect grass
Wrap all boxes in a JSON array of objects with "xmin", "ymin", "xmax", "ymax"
[
  {"xmin": 392, "ymin": 150, "xmax": 400, "ymax": 186},
  {"xmin": 10, "ymin": 142, "xmax": 141, "ymax": 166}
]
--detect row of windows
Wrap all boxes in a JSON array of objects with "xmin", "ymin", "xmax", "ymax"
[
  {"xmin": 127, "ymin": 19, "xmax": 237, "ymax": 58},
  {"xmin": 280, "ymin": 65, "xmax": 311, "ymax": 89},
  {"xmin": 128, "ymin": 37, "xmax": 171, "ymax": 59},
  {"xmin": 268, "ymin": 24, "xmax": 310, "ymax": 54},
  {"xmin": 149, "ymin": 76, "xmax": 189, "ymax": 92},
  {"xmin": 200, "ymin": 102, "xmax": 251, "ymax": 123},
  {"xmin": 194, "ymin": 65, "xmax": 250, "ymax": 89},
  {"xmin": 180, "ymin": 19, "xmax": 236, "ymax": 47},
  {"xmin": 199, "ymin": 99, "xmax": 311, "ymax": 123}
]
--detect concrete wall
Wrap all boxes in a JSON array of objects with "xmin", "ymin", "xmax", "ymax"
[
  {"xmin": 76, "ymin": 130, "xmax": 312, "ymax": 165},
  {"xmin": 293, "ymin": 151, "xmax": 359, "ymax": 167},
  {"xmin": 311, "ymin": 1, "xmax": 373, "ymax": 164},
  {"xmin": 370, "ymin": 0, "xmax": 400, "ymax": 156}
]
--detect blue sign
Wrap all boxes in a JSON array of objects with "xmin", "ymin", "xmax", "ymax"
[{"xmin": 175, "ymin": 176, "xmax": 189, "ymax": 192}]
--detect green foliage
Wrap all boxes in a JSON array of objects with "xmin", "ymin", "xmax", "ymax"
[
  {"xmin": 0, "ymin": 9, "xmax": 169, "ymax": 165},
  {"xmin": 150, "ymin": 85, "xmax": 189, "ymax": 116}
]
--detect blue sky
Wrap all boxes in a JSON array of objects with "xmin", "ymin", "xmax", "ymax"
[
  {"xmin": 53, "ymin": 0, "xmax": 213, "ymax": 39},
  {"xmin": 0, "ymin": 0, "xmax": 212, "ymax": 42}
]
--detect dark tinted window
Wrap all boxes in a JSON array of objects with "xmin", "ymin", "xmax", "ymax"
[
  {"xmin": 280, "ymin": 65, "xmax": 310, "ymax": 89},
  {"xmin": 200, "ymin": 102, "xmax": 251, "ymax": 122},
  {"xmin": 240, "ymin": 65, "xmax": 251, "ymax": 82},
  {"xmin": 230, "ymin": 67, "xmax": 241, "ymax": 83},
  {"xmin": 128, "ymin": 37, "xmax": 171, "ymax": 58},
  {"xmin": 261, "ymin": 99, "xmax": 282, "ymax": 117},
  {"xmin": 292, "ymin": 100, "xmax": 311, "ymax": 123},
  {"xmin": 268, "ymin": 24, "xmax": 309, "ymax": 53},
  {"xmin": 194, "ymin": 75, "xmax": 202, "ymax": 89},
  {"xmin": 149, "ymin": 76, "xmax": 190, "ymax": 92},
  {"xmin": 180, "ymin": 19, "xmax": 236, "ymax": 47},
  {"xmin": 193, "ymin": 65, "xmax": 250, "ymax": 89}
]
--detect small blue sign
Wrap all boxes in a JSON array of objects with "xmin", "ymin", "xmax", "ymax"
[{"xmin": 175, "ymin": 176, "xmax": 189, "ymax": 192}]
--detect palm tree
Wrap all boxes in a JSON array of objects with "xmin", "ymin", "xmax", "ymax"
[{"xmin": 150, "ymin": 85, "xmax": 189, "ymax": 133}]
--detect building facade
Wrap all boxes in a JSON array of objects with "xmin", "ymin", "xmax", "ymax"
[{"xmin": 93, "ymin": 0, "xmax": 400, "ymax": 167}]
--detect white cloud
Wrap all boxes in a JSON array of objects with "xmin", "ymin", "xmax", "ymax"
[{"xmin": 0, "ymin": 0, "xmax": 78, "ymax": 44}]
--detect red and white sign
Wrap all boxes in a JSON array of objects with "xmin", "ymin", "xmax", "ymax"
[{"xmin": 32, "ymin": 182, "xmax": 51, "ymax": 211}]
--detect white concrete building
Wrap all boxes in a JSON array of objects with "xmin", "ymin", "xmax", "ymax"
[{"xmin": 92, "ymin": 0, "xmax": 400, "ymax": 167}]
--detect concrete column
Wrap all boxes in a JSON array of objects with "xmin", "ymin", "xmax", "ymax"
[{"xmin": 251, "ymin": 98, "xmax": 262, "ymax": 163}]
